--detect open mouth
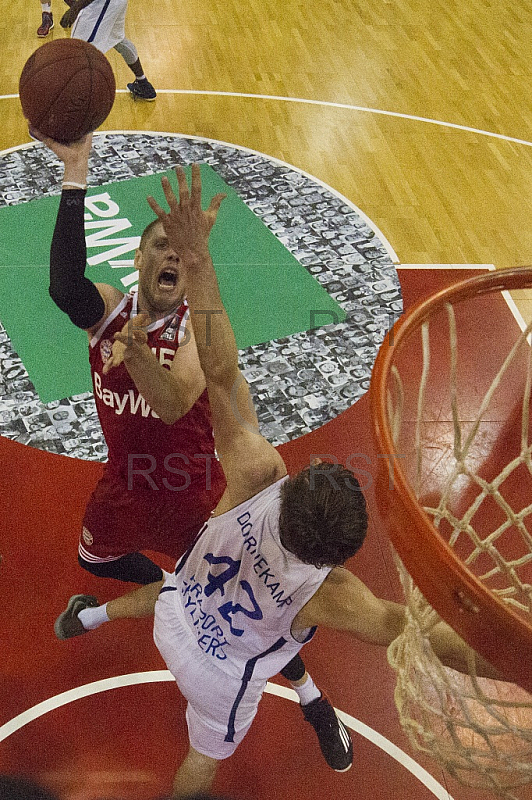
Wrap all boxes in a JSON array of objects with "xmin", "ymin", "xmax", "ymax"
[{"xmin": 158, "ymin": 269, "xmax": 178, "ymax": 289}]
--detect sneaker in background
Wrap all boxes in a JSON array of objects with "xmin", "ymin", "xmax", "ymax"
[
  {"xmin": 127, "ymin": 78, "xmax": 157, "ymax": 101},
  {"xmin": 37, "ymin": 12, "xmax": 54, "ymax": 37}
]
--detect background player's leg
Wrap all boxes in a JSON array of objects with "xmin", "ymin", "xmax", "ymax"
[
  {"xmin": 114, "ymin": 39, "xmax": 156, "ymax": 100},
  {"xmin": 80, "ymin": 489, "xmax": 166, "ymax": 584},
  {"xmin": 37, "ymin": 1, "xmax": 54, "ymax": 36},
  {"xmin": 78, "ymin": 551, "xmax": 164, "ymax": 584},
  {"xmin": 171, "ymin": 746, "xmax": 218, "ymax": 798}
]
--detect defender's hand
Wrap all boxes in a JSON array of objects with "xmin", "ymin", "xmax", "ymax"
[{"xmin": 146, "ymin": 165, "xmax": 226, "ymax": 264}]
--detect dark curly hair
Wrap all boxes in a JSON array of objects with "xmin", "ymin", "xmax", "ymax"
[{"xmin": 278, "ymin": 461, "xmax": 368, "ymax": 568}]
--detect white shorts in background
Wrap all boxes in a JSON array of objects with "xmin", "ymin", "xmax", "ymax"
[
  {"xmin": 71, "ymin": 0, "xmax": 128, "ymax": 53},
  {"xmin": 153, "ymin": 584, "xmax": 267, "ymax": 760}
]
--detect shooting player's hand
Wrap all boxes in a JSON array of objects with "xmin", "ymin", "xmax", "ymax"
[{"xmin": 29, "ymin": 129, "xmax": 92, "ymax": 160}]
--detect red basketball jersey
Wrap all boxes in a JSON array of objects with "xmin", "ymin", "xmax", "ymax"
[{"xmin": 89, "ymin": 292, "xmax": 223, "ymax": 494}]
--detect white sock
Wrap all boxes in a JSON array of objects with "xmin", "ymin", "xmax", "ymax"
[
  {"xmin": 291, "ymin": 674, "xmax": 321, "ymax": 706},
  {"xmin": 162, "ymin": 569, "xmax": 172, "ymax": 581},
  {"xmin": 41, "ymin": 3, "xmax": 52, "ymax": 11},
  {"xmin": 78, "ymin": 603, "xmax": 110, "ymax": 630}
]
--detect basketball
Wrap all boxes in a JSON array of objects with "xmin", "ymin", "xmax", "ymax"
[{"xmin": 19, "ymin": 39, "xmax": 116, "ymax": 143}]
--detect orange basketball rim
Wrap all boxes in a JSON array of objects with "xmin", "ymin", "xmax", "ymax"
[{"xmin": 370, "ymin": 266, "xmax": 532, "ymax": 694}]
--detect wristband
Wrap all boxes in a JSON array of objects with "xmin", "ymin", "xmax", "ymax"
[{"xmin": 62, "ymin": 181, "xmax": 87, "ymax": 190}]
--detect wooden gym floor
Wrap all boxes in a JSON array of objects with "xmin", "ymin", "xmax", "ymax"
[{"xmin": 1, "ymin": 1, "xmax": 532, "ymax": 799}]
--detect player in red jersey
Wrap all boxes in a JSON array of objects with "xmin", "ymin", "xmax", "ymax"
[
  {"xmin": 80, "ymin": 292, "xmax": 226, "ymax": 579},
  {"xmin": 46, "ymin": 132, "xmax": 225, "ymax": 585},
  {"xmin": 44, "ymin": 133, "xmax": 351, "ymax": 772}
]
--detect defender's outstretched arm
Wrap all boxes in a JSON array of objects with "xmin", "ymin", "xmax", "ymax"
[{"xmin": 147, "ymin": 167, "xmax": 286, "ymax": 508}]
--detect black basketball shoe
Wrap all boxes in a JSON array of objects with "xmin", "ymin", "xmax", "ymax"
[
  {"xmin": 302, "ymin": 693, "xmax": 353, "ymax": 771},
  {"xmin": 37, "ymin": 12, "xmax": 54, "ymax": 37},
  {"xmin": 127, "ymin": 78, "xmax": 157, "ymax": 101},
  {"xmin": 54, "ymin": 594, "xmax": 99, "ymax": 640}
]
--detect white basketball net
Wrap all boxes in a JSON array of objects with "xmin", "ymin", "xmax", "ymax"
[{"xmin": 386, "ymin": 301, "xmax": 532, "ymax": 798}]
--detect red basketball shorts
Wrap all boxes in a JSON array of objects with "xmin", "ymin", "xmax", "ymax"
[{"xmin": 79, "ymin": 468, "xmax": 226, "ymax": 563}]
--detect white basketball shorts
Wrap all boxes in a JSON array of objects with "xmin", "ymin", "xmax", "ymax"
[
  {"xmin": 153, "ymin": 583, "xmax": 267, "ymax": 760},
  {"xmin": 71, "ymin": 0, "xmax": 128, "ymax": 54}
]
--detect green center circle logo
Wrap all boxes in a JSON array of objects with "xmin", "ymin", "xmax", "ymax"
[{"xmin": 0, "ymin": 133, "xmax": 401, "ymax": 460}]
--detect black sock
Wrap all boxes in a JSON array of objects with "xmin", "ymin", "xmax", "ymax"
[
  {"xmin": 78, "ymin": 551, "xmax": 163, "ymax": 585},
  {"xmin": 279, "ymin": 653, "xmax": 306, "ymax": 682}
]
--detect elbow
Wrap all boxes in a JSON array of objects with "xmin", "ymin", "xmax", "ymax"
[
  {"xmin": 206, "ymin": 363, "xmax": 241, "ymax": 394},
  {"xmin": 160, "ymin": 411, "xmax": 181, "ymax": 425},
  {"xmin": 382, "ymin": 604, "xmax": 406, "ymax": 645},
  {"xmin": 159, "ymin": 397, "xmax": 194, "ymax": 425},
  {"xmin": 49, "ymin": 284, "xmax": 77, "ymax": 320},
  {"xmin": 49, "ymin": 283, "xmax": 67, "ymax": 312},
  {"xmin": 157, "ymin": 404, "xmax": 182, "ymax": 425},
  {"xmin": 48, "ymin": 283, "xmax": 105, "ymax": 329}
]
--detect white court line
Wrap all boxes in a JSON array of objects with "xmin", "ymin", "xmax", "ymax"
[
  {"xmin": 398, "ymin": 263, "xmax": 531, "ymax": 337},
  {"xmin": 397, "ymin": 264, "xmax": 495, "ymax": 270},
  {"xmin": 266, "ymin": 682, "xmax": 454, "ymax": 800},
  {"xmin": 2, "ymin": 131, "xmax": 527, "ymax": 339},
  {"xmin": 3, "ymin": 89, "xmax": 532, "ymax": 149},
  {"xmin": 0, "ymin": 129, "xmax": 400, "ymax": 262},
  {"xmin": 0, "ymin": 671, "xmax": 453, "ymax": 800},
  {"xmin": 501, "ymin": 289, "xmax": 530, "ymax": 335},
  {"xmin": 0, "ymin": 671, "xmax": 172, "ymax": 742}
]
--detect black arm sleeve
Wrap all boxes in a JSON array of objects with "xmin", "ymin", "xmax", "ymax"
[{"xmin": 49, "ymin": 189, "xmax": 106, "ymax": 329}]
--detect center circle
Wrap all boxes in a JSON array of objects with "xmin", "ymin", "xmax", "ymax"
[{"xmin": 0, "ymin": 132, "xmax": 401, "ymax": 459}]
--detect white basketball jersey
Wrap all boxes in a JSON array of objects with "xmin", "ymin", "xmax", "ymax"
[{"xmin": 162, "ymin": 477, "xmax": 331, "ymax": 681}]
